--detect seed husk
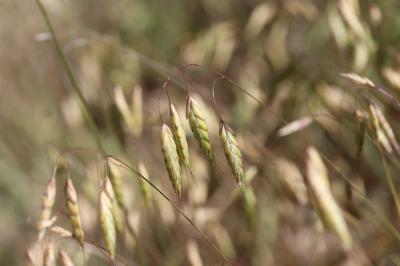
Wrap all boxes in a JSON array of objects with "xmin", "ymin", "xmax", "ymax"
[
  {"xmin": 161, "ymin": 123, "xmax": 182, "ymax": 197},
  {"xmin": 306, "ymin": 146, "xmax": 352, "ymax": 249},
  {"xmin": 99, "ymin": 183, "xmax": 117, "ymax": 259},
  {"xmin": 65, "ymin": 176, "xmax": 84, "ymax": 247},
  {"xmin": 170, "ymin": 103, "xmax": 192, "ymax": 173},
  {"xmin": 186, "ymin": 97, "xmax": 214, "ymax": 164},
  {"xmin": 219, "ymin": 122, "xmax": 245, "ymax": 185}
]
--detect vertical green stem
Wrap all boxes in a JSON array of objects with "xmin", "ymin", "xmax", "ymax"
[{"xmin": 35, "ymin": 0, "xmax": 105, "ymax": 153}]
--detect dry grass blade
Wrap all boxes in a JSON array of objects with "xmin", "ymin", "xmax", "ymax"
[
  {"xmin": 161, "ymin": 123, "xmax": 182, "ymax": 197},
  {"xmin": 219, "ymin": 122, "xmax": 245, "ymax": 185},
  {"xmin": 65, "ymin": 176, "xmax": 84, "ymax": 247},
  {"xmin": 306, "ymin": 146, "xmax": 352, "ymax": 249},
  {"xmin": 186, "ymin": 97, "xmax": 214, "ymax": 164},
  {"xmin": 170, "ymin": 103, "xmax": 192, "ymax": 175},
  {"xmin": 138, "ymin": 162, "xmax": 152, "ymax": 209},
  {"xmin": 38, "ymin": 173, "xmax": 57, "ymax": 240},
  {"xmin": 374, "ymin": 106, "xmax": 400, "ymax": 155},
  {"xmin": 368, "ymin": 104, "xmax": 393, "ymax": 154},
  {"xmin": 59, "ymin": 250, "xmax": 74, "ymax": 266},
  {"xmin": 99, "ymin": 182, "xmax": 117, "ymax": 260}
]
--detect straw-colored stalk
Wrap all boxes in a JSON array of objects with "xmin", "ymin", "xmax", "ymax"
[
  {"xmin": 306, "ymin": 147, "xmax": 352, "ymax": 249},
  {"xmin": 65, "ymin": 177, "xmax": 84, "ymax": 247},
  {"xmin": 186, "ymin": 97, "xmax": 214, "ymax": 164},
  {"xmin": 38, "ymin": 175, "xmax": 57, "ymax": 240},
  {"xmin": 99, "ymin": 185, "xmax": 117, "ymax": 259},
  {"xmin": 161, "ymin": 123, "xmax": 182, "ymax": 197},
  {"xmin": 219, "ymin": 122, "xmax": 245, "ymax": 185}
]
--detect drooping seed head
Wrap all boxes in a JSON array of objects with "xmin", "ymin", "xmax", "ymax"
[
  {"xmin": 104, "ymin": 177, "xmax": 124, "ymax": 234},
  {"xmin": 186, "ymin": 97, "xmax": 214, "ymax": 164},
  {"xmin": 65, "ymin": 177, "xmax": 84, "ymax": 247},
  {"xmin": 306, "ymin": 146, "xmax": 352, "ymax": 249},
  {"xmin": 368, "ymin": 104, "xmax": 393, "ymax": 154},
  {"xmin": 99, "ymin": 188, "xmax": 116, "ymax": 259},
  {"xmin": 219, "ymin": 122, "xmax": 245, "ymax": 185},
  {"xmin": 108, "ymin": 162, "xmax": 125, "ymax": 208},
  {"xmin": 170, "ymin": 103, "xmax": 191, "ymax": 171},
  {"xmin": 161, "ymin": 123, "xmax": 182, "ymax": 197}
]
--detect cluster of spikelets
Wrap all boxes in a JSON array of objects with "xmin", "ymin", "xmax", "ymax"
[{"xmin": 160, "ymin": 86, "xmax": 246, "ymax": 197}]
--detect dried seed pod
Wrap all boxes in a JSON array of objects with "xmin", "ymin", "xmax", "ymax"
[
  {"xmin": 170, "ymin": 103, "xmax": 191, "ymax": 173},
  {"xmin": 65, "ymin": 177, "xmax": 84, "ymax": 247},
  {"xmin": 306, "ymin": 147, "xmax": 352, "ymax": 249},
  {"xmin": 138, "ymin": 162, "xmax": 152, "ymax": 209},
  {"xmin": 58, "ymin": 250, "xmax": 74, "ymax": 266},
  {"xmin": 161, "ymin": 124, "xmax": 182, "ymax": 197},
  {"xmin": 186, "ymin": 97, "xmax": 214, "ymax": 164},
  {"xmin": 38, "ymin": 175, "xmax": 57, "ymax": 240},
  {"xmin": 99, "ymin": 186, "xmax": 117, "ymax": 259},
  {"xmin": 219, "ymin": 122, "xmax": 245, "ymax": 185}
]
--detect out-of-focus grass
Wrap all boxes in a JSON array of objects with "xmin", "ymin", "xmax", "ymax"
[{"xmin": 1, "ymin": 0, "xmax": 400, "ymax": 265}]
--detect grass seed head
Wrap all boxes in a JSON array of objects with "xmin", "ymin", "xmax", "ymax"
[
  {"xmin": 65, "ymin": 177, "xmax": 84, "ymax": 247},
  {"xmin": 368, "ymin": 104, "xmax": 393, "ymax": 154},
  {"xmin": 306, "ymin": 146, "xmax": 352, "ymax": 249},
  {"xmin": 170, "ymin": 103, "xmax": 191, "ymax": 171},
  {"xmin": 38, "ymin": 175, "xmax": 57, "ymax": 239},
  {"xmin": 99, "ymin": 187, "xmax": 117, "ymax": 259},
  {"xmin": 109, "ymin": 162, "xmax": 125, "ymax": 208},
  {"xmin": 104, "ymin": 177, "xmax": 124, "ymax": 234},
  {"xmin": 186, "ymin": 97, "xmax": 214, "ymax": 164},
  {"xmin": 219, "ymin": 122, "xmax": 245, "ymax": 185},
  {"xmin": 161, "ymin": 123, "xmax": 182, "ymax": 197}
]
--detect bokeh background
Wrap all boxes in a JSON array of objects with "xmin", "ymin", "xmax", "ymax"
[{"xmin": 1, "ymin": 0, "xmax": 400, "ymax": 265}]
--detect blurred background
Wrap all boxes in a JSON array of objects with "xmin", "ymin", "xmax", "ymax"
[{"xmin": 2, "ymin": 0, "xmax": 400, "ymax": 265}]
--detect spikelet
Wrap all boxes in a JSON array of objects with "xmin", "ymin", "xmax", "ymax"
[
  {"xmin": 374, "ymin": 106, "xmax": 400, "ymax": 155},
  {"xmin": 306, "ymin": 147, "xmax": 352, "ymax": 249},
  {"xmin": 161, "ymin": 123, "xmax": 182, "ymax": 197},
  {"xmin": 186, "ymin": 97, "xmax": 214, "ymax": 164},
  {"xmin": 219, "ymin": 122, "xmax": 245, "ymax": 185},
  {"xmin": 65, "ymin": 177, "xmax": 84, "ymax": 247},
  {"xmin": 138, "ymin": 162, "xmax": 152, "ymax": 209},
  {"xmin": 99, "ymin": 182, "xmax": 117, "ymax": 259},
  {"xmin": 38, "ymin": 174, "xmax": 57, "ymax": 240},
  {"xmin": 108, "ymin": 162, "xmax": 125, "ymax": 208},
  {"xmin": 170, "ymin": 103, "xmax": 192, "ymax": 173},
  {"xmin": 104, "ymin": 177, "xmax": 124, "ymax": 234},
  {"xmin": 58, "ymin": 250, "xmax": 74, "ymax": 266}
]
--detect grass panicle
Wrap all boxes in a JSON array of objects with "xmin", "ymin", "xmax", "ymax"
[
  {"xmin": 219, "ymin": 122, "xmax": 245, "ymax": 185},
  {"xmin": 99, "ymin": 180, "xmax": 117, "ymax": 260},
  {"xmin": 161, "ymin": 123, "xmax": 182, "ymax": 197},
  {"xmin": 368, "ymin": 104, "xmax": 393, "ymax": 154},
  {"xmin": 306, "ymin": 146, "xmax": 352, "ymax": 249},
  {"xmin": 186, "ymin": 97, "xmax": 214, "ymax": 164},
  {"xmin": 104, "ymin": 177, "xmax": 125, "ymax": 234},
  {"xmin": 109, "ymin": 163, "xmax": 125, "ymax": 209},
  {"xmin": 65, "ymin": 176, "xmax": 84, "ymax": 247}
]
